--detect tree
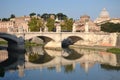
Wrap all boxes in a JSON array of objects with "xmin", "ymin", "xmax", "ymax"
[
  {"xmin": 61, "ymin": 18, "xmax": 73, "ymax": 32},
  {"xmin": 10, "ymin": 14, "xmax": 15, "ymax": 18},
  {"xmin": 29, "ymin": 12, "xmax": 36, "ymax": 17},
  {"xmin": 41, "ymin": 13, "xmax": 49, "ymax": 21},
  {"xmin": 46, "ymin": 18, "xmax": 55, "ymax": 31},
  {"xmin": 2, "ymin": 18, "xmax": 10, "ymax": 21},
  {"xmin": 101, "ymin": 22, "xmax": 120, "ymax": 32},
  {"xmin": 56, "ymin": 13, "xmax": 67, "ymax": 20},
  {"xmin": 28, "ymin": 17, "xmax": 43, "ymax": 32},
  {"xmin": 37, "ymin": 14, "xmax": 41, "ymax": 17}
]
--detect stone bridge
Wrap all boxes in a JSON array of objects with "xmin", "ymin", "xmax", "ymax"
[
  {"xmin": 0, "ymin": 32, "xmax": 24, "ymax": 50},
  {"xmin": 0, "ymin": 32, "xmax": 119, "ymax": 48},
  {"xmin": 9, "ymin": 32, "xmax": 118, "ymax": 48}
]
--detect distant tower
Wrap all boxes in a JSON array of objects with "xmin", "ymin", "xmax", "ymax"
[
  {"xmin": 72, "ymin": 23, "xmax": 77, "ymax": 32},
  {"xmin": 85, "ymin": 22, "xmax": 89, "ymax": 32},
  {"xmin": 55, "ymin": 17, "xmax": 61, "ymax": 32}
]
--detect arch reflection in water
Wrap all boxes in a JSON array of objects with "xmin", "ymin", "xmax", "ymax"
[
  {"xmin": 26, "ymin": 46, "xmax": 54, "ymax": 64},
  {"xmin": 0, "ymin": 50, "xmax": 8, "ymax": 63},
  {"xmin": 0, "ymin": 47, "xmax": 25, "ymax": 78},
  {"xmin": 1, "ymin": 45, "xmax": 120, "ymax": 80},
  {"xmin": 25, "ymin": 46, "xmax": 120, "ymax": 72}
]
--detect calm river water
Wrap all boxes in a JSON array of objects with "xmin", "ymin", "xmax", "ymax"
[{"xmin": 0, "ymin": 46, "xmax": 120, "ymax": 80}]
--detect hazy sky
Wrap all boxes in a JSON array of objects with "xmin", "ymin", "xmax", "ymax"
[{"xmin": 0, "ymin": 0, "xmax": 120, "ymax": 20}]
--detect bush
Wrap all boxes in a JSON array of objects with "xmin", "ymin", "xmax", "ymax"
[{"xmin": 107, "ymin": 48, "xmax": 120, "ymax": 54}]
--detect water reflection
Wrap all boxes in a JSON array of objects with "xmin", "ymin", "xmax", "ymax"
[
  {"xmin": 0, "ymin": 45, "xmax": 25, "ymax": 78},
  {"xmin": 0, "ymin": 50, "xmax": 8, "ymax": 63},
  {"xmin": 25, "ymin": 46, "xmax": 120, "ymax": 72},
  {"xmin": 1, "ymin": 45, "xmax": 120, "ymax": 80}
]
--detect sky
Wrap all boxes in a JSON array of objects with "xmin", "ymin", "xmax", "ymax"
[{"xmin": 0, "ymin": 0, "xmax": 120, "ymax": 20}]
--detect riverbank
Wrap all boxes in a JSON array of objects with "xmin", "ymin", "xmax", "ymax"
[{"xmin": 69, "ymin": 45, "xmax": 115, "ymax": 51}]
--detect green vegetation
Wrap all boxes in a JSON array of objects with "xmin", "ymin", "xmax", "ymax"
[
  {"xmin": 28, "ymin": 17, "xmax": 44, "ymax": 31},
  {"xmin": 61, "ymin": 18, "xmax": 73, "ymax": 32},
  {"xmin": 46, "ymin": 18, "xmax": 55, "ymax": 31},
  {"xmin": 29, "ymin": 54, "xmax": 40, "ymax": 62},
  {"xmin": 101, "ymin": 64, "xmax": 120, "ymax": 71},
  {"xmin": 25, "ymin": 41, "xmax": 43, "ymax": 47},
  {"xmin": 1, "ymin": 14, "xmax": 15, "ymax": 21},
  {"xmin": 56, "ymin": 13, "xmax": 67, "ymax": 20},
  {"xmin": 10, "ymin": 14, "xmax": 16, "ymax": 18},
  {"xmin": 64, "ymin": 64, "xmax": 74, "ymax": 73},
  {"xmin": 41, "ymin": 13, "xmax": 50, "ymax": 21},
  {"xmin": 0, "ymin": 41, "xmax": 7, "ymax": 45},
  {"xmin": 29, "ymin": 12, "xmax": 36, "ymax": 17},
  {"xmin": 107, "ymin": 48, "xmax": 120, "ymax": 54},
  {"xmin": 28, "ymin": 53, "xmax": 54, "ymax": 64},
  {"xmin": 101, "ymin": 22, "xmax": 120, "ymax": 32}
]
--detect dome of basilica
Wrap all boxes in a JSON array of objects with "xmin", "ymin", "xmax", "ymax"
[{"xmin": 99, "ymin": 8, "xmax": 110, "ymax": 18}]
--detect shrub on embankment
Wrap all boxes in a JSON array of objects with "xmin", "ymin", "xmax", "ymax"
[{"xmin": 107, "ymin": 48, "xmax": 120, "ymax": 54}]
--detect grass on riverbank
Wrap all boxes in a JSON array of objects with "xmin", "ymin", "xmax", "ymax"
[
  {"xmin": 107, "ymin": 48, "xmax": 120, "ymax": 54},
  {"xmin": 0, "ymin": 41, "xmax": 7, "ymax": 45},
  {"xmin": 25, "ymin": 41, "xmax": 44, "ymax": 47}
]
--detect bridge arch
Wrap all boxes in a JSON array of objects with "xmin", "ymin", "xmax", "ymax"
[
  {"xmin": 27, "ymin": 36, "xmax": 55, "ymax": 45},
  {"xmin": 0, "ymin": 33, "xmax": 18, "ymax": 44},
  {"xmin": 0, "ymin": 32, "xmax": 25, "ymax": 51},
  {"xmin": 62, "ymin": 36, "xmax": 84, "ymax": 47},
  {"xmin": 63, "ymin": 48, "xmax": 83, "ymax": 60}
]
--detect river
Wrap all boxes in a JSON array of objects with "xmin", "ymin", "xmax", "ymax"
[{"xmin": 0, "ymin": 46, "xmax": 120, "ymax": 80}]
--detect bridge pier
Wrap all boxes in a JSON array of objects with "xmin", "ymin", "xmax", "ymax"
[{"xmin": 7, "ymin": 38, "xmax": 25, "ymax": 52}]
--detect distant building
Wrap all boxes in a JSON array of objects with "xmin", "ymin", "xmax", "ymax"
[
  {"xmin": 74, "ymin": 15, "xmax": 100, "ymax": 32},
  {"xmin": 10, "ymin": 16, "xmax": 30, "ymax": 32},
  {"xmin": 0, "ymin": 21, "xmax": 14, "ymax": 32},
  {"xmin": 0, "ymin": 16, "xmax": 30, "ymax": 33},
  {"xmin": 94, "ymin": 8, "xmax": 110, "ymax": 24},
  {"xmin": 94, "ymin": 8, "xmax": 120, "ymax": 25},
  {"xmin": 109, "ymin": 18, "xmax": 120, "ymax": 24}
]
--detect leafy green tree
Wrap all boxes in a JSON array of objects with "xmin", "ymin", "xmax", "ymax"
[
  {"xmin": 37, "ymin": 14, "xmax": 41, "ymax": 17},
  {"xmin": 64, "ymin": 64, "xmax": 74, "ymax": 73},
  {"xmin": 28, "ymin": 17, "xmax": 43, "ymax": 31},
  {"xmin": 56, "ymin": 13, "xmax": 67, "ymax": 20},
  {"xmin": 29, "ymin": 12, "xmax": 36, "ymax": 17},
  {"xmin": 101, "ymin": 22, "xmax": 120, "ymax": 32},
  {"xmin": 41, "ymin": 13, "xmax": 49, "ymax": 21},
  {"xmin": 61, "ymin": 18, "xmax": 73, "ymax": 32},
  {"xmin": 10, "ymin": 14, "xmax": 15, "ymax": 18},
  {"xmin": 46, "ymin": 18, "xmax": 55, "ymax": 31},
  {"xmin": 2, "ymin": 18, "xmax": 10, "ymax": 21}
]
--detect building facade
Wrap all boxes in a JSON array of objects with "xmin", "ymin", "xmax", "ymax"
[
  {"xmin": 74, "ymin": 15, "xmax": 100, "ymax": 32},
  {"xmin": 0, "ymin": 16, "xmax": 30, "ymax": 33},
  {"xmin": 0, "ymin": 21, "xmax": 14, "ymax": 32}
]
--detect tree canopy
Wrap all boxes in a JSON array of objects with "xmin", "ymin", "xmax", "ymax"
[
  {"xmin": 61, "ymin": 18, "xmax": 73, "ymax": 32},
  {"xmin": 41, "ymin": 13, "xmax": 49, "ymax": 21},
  {"xmin": 101, "ymin": 22, "xmax": 120, "ymax": 32},
  {"xmin": 29, "ymin": 12, "xmax": 36, "ymax": 17},
  {"xmin": 28, "ymin": 17, "xmax": 43, "ymax": 32},
  {"xmin": 56, "ymin": 13, "xmax": 67, "ymax": 20},
  {"xmin": 10, "ymin": 14, "xmax": 15, "ymax": 18},
  {"xmin": 46, "ymin": 18, "xmax": 55, "ymax": 31},
  {"xmin": 2, "ymin": 18, "xmax": 10, "ymax": 21}
]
